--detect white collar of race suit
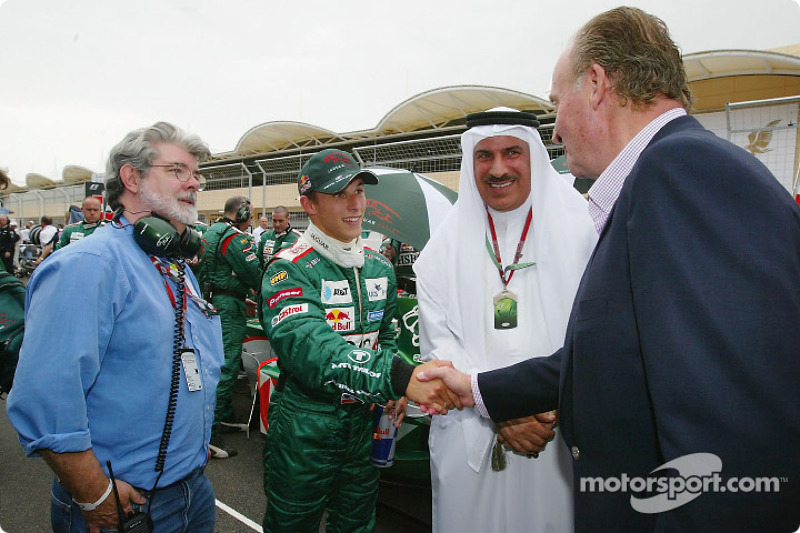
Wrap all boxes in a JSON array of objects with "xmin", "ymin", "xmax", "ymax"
[{"xmin": 302, "ymin": 222, "xmax": 365, "ymax": 268}]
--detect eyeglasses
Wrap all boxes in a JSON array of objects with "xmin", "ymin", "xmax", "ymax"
[{"xmin": 150, "ymin": 163, "xmax": 207, "ymax": 191}]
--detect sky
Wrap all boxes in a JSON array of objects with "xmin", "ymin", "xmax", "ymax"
[{"xmin": 1, "ymin": 0, "xmax": 799, "ymax": 186}]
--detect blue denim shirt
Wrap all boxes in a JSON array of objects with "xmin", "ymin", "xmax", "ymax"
[{"xmin": 7, "ymin": 218, "xmax": 223, "ymax": 488}]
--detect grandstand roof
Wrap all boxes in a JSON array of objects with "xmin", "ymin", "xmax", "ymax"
[
  {"xmin": 367, "ymin": 85, "xmax": 553, "ymax": 135},
  {"xmin": 25, "ymin": 173, "xmax": 57, "ymax": 189},
  {"xmin": 685, "ymin": 49, "xmax": 800, "ymax": 112},
  {"xmin": 62, "ymin": 165, "xmax": 95, "ymax": 184},
  {"xmin": 684, "ymin": 49, "xmax": 800, "ymax": 82},
  {"xmin": 220, "ymin": 85, "xmax": 554, "ymax": 160},
  {"xmin": 234, "ymin": 121, "xmax": 345, "ymax": 157}
]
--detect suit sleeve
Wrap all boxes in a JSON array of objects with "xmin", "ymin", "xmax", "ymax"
[
  {"xmin": 478, "ymin": 349, "xmax": 561, "ymax": 422},
  {"xmin": 261, "ymin": 258, "xmax": 401, "ymax": 404}
]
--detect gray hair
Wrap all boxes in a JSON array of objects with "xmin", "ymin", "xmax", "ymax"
[
  {"xmin": 571, "ymin": 7, "xmax": 693, "ymax": 110},
  {"xmin": 104, "ymin": 121, "xmax": 210, "ymax": 214}
]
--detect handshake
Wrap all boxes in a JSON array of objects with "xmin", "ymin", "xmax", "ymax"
[
  {"xmin": 404, "ymin": 360, "xmax": 474, "ymax": 415},
  {"xmin": 401, "ymin": 360, "xmax": 558, "ymax": 457}
]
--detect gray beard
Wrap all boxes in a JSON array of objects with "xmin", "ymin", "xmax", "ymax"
[{"xmin": 138, "ymin": 180, "xmax": 197, "ymax": 225}]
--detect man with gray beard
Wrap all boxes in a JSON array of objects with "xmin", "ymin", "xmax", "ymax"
[{"xmin": 8, "ymin": 122, "xmax": 224, "ymax": 532}]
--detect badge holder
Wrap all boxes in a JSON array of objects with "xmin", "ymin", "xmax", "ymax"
[{"xmin": 493, "ymin": 288, "xmax": 518, "ymax": 330}]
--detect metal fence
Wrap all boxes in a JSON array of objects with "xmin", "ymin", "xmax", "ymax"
[
  {"xmin": 6, "ymin": 182, "xmax": 87, "ymax": 223},
  {"xmin": 727, "ymin": 95, "xmax": 800, "ymax": 195},
  {"xmin": 202, "ymin": 162, "xmax": 253, "ymax": 195},
  {"xmin": 353, "ymin": 134, "xmax": 463, "ymax": 173},
  {"xmin": 255, "ymin": 154, "xmax": 314, "ymax": 187}
]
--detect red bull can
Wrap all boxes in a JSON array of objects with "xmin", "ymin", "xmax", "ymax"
[{"xmin": 371, "ymin": 404, "xmax": 398, "ymax": 468}]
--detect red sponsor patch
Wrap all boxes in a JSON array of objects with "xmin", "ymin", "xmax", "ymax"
[
  {"xmin": 268, "ymin": 287, "xmax": 303, "ymax": 309},
  {"xmin": 323, "ymin": 152, "xmax": 357, "ymax": 166}
]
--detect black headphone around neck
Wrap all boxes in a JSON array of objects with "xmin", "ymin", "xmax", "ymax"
[{"xmin": 132, "ymin": 214, "xmax": 202, "ymax": 259}]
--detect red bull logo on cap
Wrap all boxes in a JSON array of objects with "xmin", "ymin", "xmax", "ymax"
[
  {"xmin": 299, "ymin": 174, "xmax": 312, "ymax": 195},
  {"xmin": 325, "ymin": 307, "xmax": 354, "ymax": 332}
]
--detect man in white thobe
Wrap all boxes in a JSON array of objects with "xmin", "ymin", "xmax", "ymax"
[{"xmin": 414, "ymin": 108, "xmax": 597, "ymax": 533}]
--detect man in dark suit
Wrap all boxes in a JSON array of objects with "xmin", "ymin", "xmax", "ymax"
[{"xmin": 418, "ymin": 6, "xmax": 800, "ymax": 532}]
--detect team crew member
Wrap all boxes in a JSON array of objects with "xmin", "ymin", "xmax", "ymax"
[
  {"xmin": 199, "ymin": 196, "xmax": 261, "ymax": 458},
  {"xmin": 7, "ymin": 121, "xmax": 223, "ymax": 531},
  {"xmin": 258, "ymin": 205, "xmax": 300, "ymax": 266},
  {"xmin": 34, "ymin": 215, "xmax": 58, "ymax": 265},
  {"xmin": 260, "ymin": 149, "xmax": 458, "ymax": 532},
  {"xmin": 56, "ymin": 196, "xmax": 105, "ymax": 250},
  {"xmin": 0, "ymin": 171, "xmax": 13, "ymax": 273},
  {"xmin": 252, "ymin": 215, "xmax": 269, "ymax": 241},
  {"xmin": 380, "ymin": 239, "xmax": 419, "ymax": 286},
  {"xmin": 378, "ymin": 240, "xmax": 396, "ymax": 262},
  {"xmin": 192, "ymin": 220, "xmax": 209, "ymax": 235},
  {"xmin": 0, "ymin": 213, "xmax": 19, "ymax": 274}
]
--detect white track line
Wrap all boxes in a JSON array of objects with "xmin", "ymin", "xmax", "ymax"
[{"xmin": 216, "ymin": 499, "xmax": 263, "ymax": 532}]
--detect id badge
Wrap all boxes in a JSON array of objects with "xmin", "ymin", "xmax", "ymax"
[
  {"xmin": 493, "ymin": 288, "xmax": 518, "ymax": 330},
  {"xmin": 181, "ymin": 349, "xmax": 203, "ymax": 392}
]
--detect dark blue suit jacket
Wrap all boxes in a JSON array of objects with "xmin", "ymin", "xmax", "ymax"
[{"xmin": 479, "ymin": 115, "xmax": 800, "ymax": 532}]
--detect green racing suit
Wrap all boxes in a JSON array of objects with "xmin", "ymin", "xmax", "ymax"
[
  {"xmin": 198, "ymin": 220, "xmax": 262, "ymax": 430},
  {"xmin": 56, "ymin": 221, "xmax": 104, "ymax": 250},
  {"xmin": 260, "ymin": 235, "xmax": 413, "ymax": 533},
  {"xmin": 258, "ymin": 225, "xmax": 301, "ymax": 266}
]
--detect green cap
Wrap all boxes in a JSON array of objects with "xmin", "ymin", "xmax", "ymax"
[{"xmin": 297, "ymin": 149, "xmax": 378, "ymax": 196}]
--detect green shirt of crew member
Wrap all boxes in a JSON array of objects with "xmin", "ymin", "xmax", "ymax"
[{"xmin": 56, "ymin": 197, "xmax": 104, "ymax": 250}]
